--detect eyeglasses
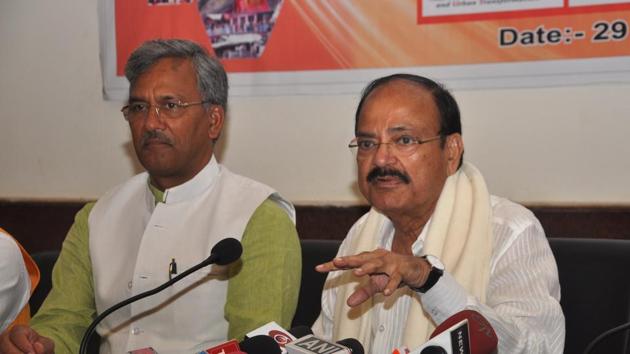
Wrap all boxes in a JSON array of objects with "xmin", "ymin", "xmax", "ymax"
[
  {"xmin": 121, "ymin": 100, "xmax": 212, "ymax": 121},
  {"xmin": 348, "ymin": 134, "xmax": 442, "ymax": 157}
]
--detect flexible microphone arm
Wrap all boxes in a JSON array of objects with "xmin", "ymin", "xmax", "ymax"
[
  {"xmin": 583, "ymin": 321, "xmax": 630, "ymax": 354},
  {"xmin": 79, "ymin": 238, "xmax": 242, "ymax": 354}
]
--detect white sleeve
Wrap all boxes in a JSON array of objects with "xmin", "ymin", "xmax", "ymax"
[
  {"xmin": 419, "ymin": 219, "xmax": 565, "ymax": 353},
  {"xmin": 0, "ymin": 232, "xmax": 31, "ymax": 332}
]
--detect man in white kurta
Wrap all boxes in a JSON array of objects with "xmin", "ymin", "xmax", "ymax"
[
  {"xmin": 0, "ymin": 39, "xmax": 301, "ymax": 354},
  {"xmin": 313, "ymin": 74, "xmax": 564, "ymax": 353},
  {"xmin": 87, "ymin": 156, "xmax": 297, "ymax": 352}
]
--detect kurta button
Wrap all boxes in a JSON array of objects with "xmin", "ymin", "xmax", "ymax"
[
  {"xmin": 132, "ymin": 327, "xmax": 140, "ymax": 335},
  {"xmin": 127, "ymin": 281, "xmax": 133, "ymax": 289},
  {"xmin": 379, "ymin": 325, "xmax": 385, "ymax": 332}
]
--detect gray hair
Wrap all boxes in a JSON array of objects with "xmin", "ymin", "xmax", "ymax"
[{"xmin": 124, "ymin": 39, "xmax": 228, "ymax": 110}]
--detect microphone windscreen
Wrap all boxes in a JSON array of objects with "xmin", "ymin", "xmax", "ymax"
[
  {"xmin": 430, "ymin": 309, "xmax": 497, "ymax": 354},
  {"xmin": 211, "ymin": 237, "xmax": 243, "ymax": 265},
  {"xmin": 289, "ymin": 325, "xmax": 313, "ymax": 338},
  {"xmin": 240, "ymin": 334, "xmax": 282, "ymax": 354},
  {"xmin": 337, "ymin": 338, "xmax": 364, "ymax": 354},
  {"xmin": 420, "ymin": 346, "xmax": 447, "ymax": 354}
]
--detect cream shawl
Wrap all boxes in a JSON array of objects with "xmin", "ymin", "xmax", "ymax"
[{"xmin": 330, "ymin": 162, "xmax": 493, "ymax": 352}]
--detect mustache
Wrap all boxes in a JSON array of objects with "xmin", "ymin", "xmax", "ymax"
[
  {"xmin": 141, "ymin": 130, "xmax": 173, "ymax": 146},
  {"xmin": 367, "ymin": 167, "xmax": 411, "ymax": 184}
]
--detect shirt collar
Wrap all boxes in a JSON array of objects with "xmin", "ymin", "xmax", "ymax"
[
  {"xmin": 381, "ymin": 216, "xmax": 433, "ymax": 256},
  {"xmin": 148, "ymin": 155, "xmax": 220, "ymax": 205}
]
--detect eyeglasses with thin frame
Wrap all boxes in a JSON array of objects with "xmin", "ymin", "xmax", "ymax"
[
  {"xmin": 348, "ymin": 134, "xmax": 443, "ymax": 158},
  {"xmin": 121, "ymin": 100, "xmax": 212, "ymax": 121}
]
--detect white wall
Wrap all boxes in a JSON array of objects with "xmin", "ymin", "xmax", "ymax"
[{"xmin": 1, "ymin": 0, "xmax": 629, "ymax": 205}]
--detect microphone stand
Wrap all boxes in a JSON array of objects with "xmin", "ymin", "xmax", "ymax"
[
  {"xmin": 79, "ymin": 254, "xmax": 217, "ymax": 354},
  {"xmin": 583, "ymin": 321, "xmax": 630, "ymax": 354}
]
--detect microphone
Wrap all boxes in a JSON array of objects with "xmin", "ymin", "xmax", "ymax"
[
  {"xmin": 583, "ymin": 321, "xmax": 630, "ymax": 354},
  {"xmin": 242, "ymin": 322, "xmax": 364, "ymax": 354},
  {"xmin": 239, "ymin": 335, "xmax": 282, "ymax": 354},
  {"xmin": 337, "ymin": 338, "xmax": 364, "ymax": 354},
  {"xmin": 246, "ymin": 322, "xmax": 363, "ymax": 354},
  {"xmin": 286, "ymin": 334, "xmax": 364, "ymax": 354},
  {"xmin": 245, "ymin": 321, "xmax": 297, "ymax": 353},
  {"xmin": 79, "ymin": 238, "xmax": 243, "ymax": 354},
  {"xmin": 407, "ymin": 310, "xmax": 497, "ymax": 354},
  {"xmin": 289, "ymin": 325, "xmax": 314, "ymax": 339},
  {"xmin": 200, "ymin": 339, "xmax": 242, "ymax": 354}
]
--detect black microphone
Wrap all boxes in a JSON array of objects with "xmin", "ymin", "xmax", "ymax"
[
  {"xmin": 240, "ymin": 334, "xmax": 283, "ymax": 354},
  {"xmin": 286, "ymin": 325, "xmax": 363, "ymax": 353},
  {"xmin": 289, "ymin": 325, "xmax": 314, "ymax": 339},
  {"xmin": 286, "ymin": 334, "xmax": 365, "ymax": 354},
  {"xmin": 78, "ymin": 237, "xmax": 243, "ymax": 354},
  {"xmin": 400, "ymin": 310, "xmax": 497, "ymax": 354},
  {"xmin": 337, "ymin": 338, "xmax": 365, "ymax": 354},
  {"xmin": 583, "ymin": 321, "xmax": 630, "ymax": 354}
]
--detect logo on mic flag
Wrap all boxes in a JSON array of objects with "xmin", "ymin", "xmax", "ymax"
[
  {"xmin": 286, "ymin": 335, "xmax": 352, "ymax": 354},
  {"xmin": 203, "ymin": 339, "xmax": 241, "ymax": 354},
  {"xmin": 269, "ymin": 329, "xmax": 293, "ymax": 347},
  {"xmin": 246, "ymin": 321, "xmax": 297, "ymax": 353}
]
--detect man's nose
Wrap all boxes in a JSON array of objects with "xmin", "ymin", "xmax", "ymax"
[
  {"xmin": 144, "ymin": 105, "xmax": 165, "ymax": 129},
  {"xmin": 373, "ymin": 142, "xmax": 396, "ymax": 166}
]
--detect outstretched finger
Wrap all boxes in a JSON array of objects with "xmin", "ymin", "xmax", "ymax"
[
  {"xmin": 352, "ymin": 257, "xmax": 385, "ymax": 277},
  {"xmin": 316, "ymin": 251, "xmax": 380, "ymax": 273},
  {"xmin": 315, "ymin": 257, "xmax": 354, "ymax": 272},
  {"xmin": 316, "ymin": 248, "xmax": 392, "ymax": 274},
  {"xmin": 339, "ymin": 249, "xmax": 389, "ymax": 269}
]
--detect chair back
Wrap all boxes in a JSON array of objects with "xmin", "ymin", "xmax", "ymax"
[
  {"xmin": 29, "ymin": 250, "xmax": 59, "ymax": 315},
  {"xmin": 292, "ymin": 239, "xmax": 341, "ymax": 328},
  {"xmin": 548, "ymin": 238, "xmax": 630, "ymax": 354}
]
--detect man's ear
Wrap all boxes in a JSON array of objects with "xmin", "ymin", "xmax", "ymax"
[
  {"xmin": 207, "ymin": 105, "xmax": 225, "ymax": 141},
  {"xmin": 445, "ymin": 133, "xmax": 464, "ymax": 175}
]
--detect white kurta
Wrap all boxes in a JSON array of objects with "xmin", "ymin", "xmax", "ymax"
[
  {"xmin": 314, "ymin": 196, "xmax": 565, "ymax": 354},
  {"xmin": 88, "ymin": 157, "xmax": 294, "ymax": 354},
  {"xmin": 0, "ymin": 231, "xmax": 31, "ymax": 332}
]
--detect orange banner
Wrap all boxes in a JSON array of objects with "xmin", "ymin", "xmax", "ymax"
[
  {"xmin": 100, "ymin": 0, "xmax": 630, "ymax": 99},
  {"xmin": 115, "ymin": 0, "xmax": 630, "ymax": 73}
]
